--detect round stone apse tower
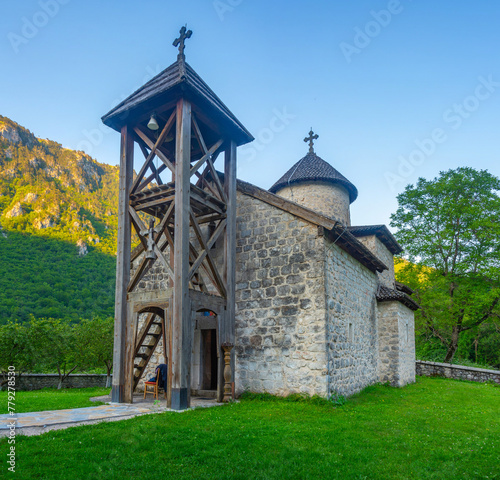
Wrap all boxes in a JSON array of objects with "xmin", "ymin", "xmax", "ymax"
[{"xmin": 269, "ymin": 130, "xmax": 358, "ymax": 225}]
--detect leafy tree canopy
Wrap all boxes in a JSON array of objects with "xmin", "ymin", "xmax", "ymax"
[{"xmin": 391, "ymin": 167, "xmax": 500, "ymax": 363}]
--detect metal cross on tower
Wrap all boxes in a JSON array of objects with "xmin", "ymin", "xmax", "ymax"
[
  {"xmin": 304, "ymin": 129, "xmax": 319, "ymax": 154},
  {"xmin": 173, "ymin": 26, "xmax": 192, "ymax": 60}
]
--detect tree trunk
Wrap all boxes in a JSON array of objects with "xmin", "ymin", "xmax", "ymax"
[
  {"xmin": 106, "ymin": 363, "xmax": 112, "ymax": 388},
  {"xmin": 444, "ymin": 326, "xmax": 460, "ymax": 363},
  {"xmin": 57, "ymin": 366, "xmax": 63, "ymax": 390}
]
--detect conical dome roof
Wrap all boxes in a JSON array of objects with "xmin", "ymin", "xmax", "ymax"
[{"xmin": 269, "ymin": 151, "xmax": 358, "ymax": 203}]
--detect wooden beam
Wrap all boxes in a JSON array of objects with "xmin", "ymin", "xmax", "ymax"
[
  {"xmin": 112, "ymin": 124, "xmax": 134, "ymax": 404},
  {"xmin": 131, "ymin": 110, "xmax": 175, "ymax": 194},
  {"xmin": 171, "ymin": 98, "xmax": 192, "ymax": 410},
  {"xmin": 190, "ymin": 190, "xmax": 224, "ymax": 215},
  {"xmin": 155, "ymin": 200, "xmax": 175, "ymax": 238},
  {"xmin": 134, "ymin": 313, "xmax": 156, "ymax": 354},
  {"xmin": 207, "ymin": 154, "xmax": 228, "ymax": 204},
  {"xmin": 153, "ymin": 243, "xmax": 175, "ymax": 283},
  {"xmin": 127, "ymin": 256, "xmax": 153, "ymax": 293},
  {"xmin": 189, "ymin": 218, "xmax": 226, "ymax": 280},
  {"xmin": 192, "ymin": 114, "xmax": 207, "ymax": 154},
  {"xmin": 188, "ymin": 242, "xmax": 217, "ymax": 292},
  {"xmin": 190, "ymin": 139, "xmax": 224, "ymax": 178},
  {"xmin": 129, "ymin": 209, "xmax": 148, "ymax": 254},
  {"xmin": 224, "ymin": 140, "xmax": 237, "ymax": 398},
  {"xmin": 194, "ymin": 152, "xmax": 221, "ymax": 199},
  {"xmin": 195, "ymin": 212, "xmax": 227, "ymax": 225},
  {"xmin": 162, "ymin": 309, "xmax": 168, "ymax": 364},
  {"xmin": 136, "ymin": 140, "xmax": 163, "ymax": 187},
  {"xmin": 133, "ymin": 195, "xmax": 175, "ymax": 212},
  {"xmin": 236, "ymin": 179, "xmax": 387, "ymax": 273},
  {"xmin": 236, "ymin": 179, "xmax": 337, "ymax": 230},
  {"xmin": 190, "ymin": 209, "xmax": 227, "ymax": 298},
  {"xmin": 136, "ymin": 163, "xmax": 167, "ymax": 192},
  {"xmin": 135, "ymin": 128, "xmax": 175, "ymax": 175}
]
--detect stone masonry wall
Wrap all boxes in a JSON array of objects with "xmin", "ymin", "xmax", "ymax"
[
  {"xmin": 416, "ymin": 361, "xmax": 500, "ymax": 384},
  {"xmin": 276, "ymin": 182, "xmax": 351, "ymax": 226},
  {"xmin": 5, "ymin": 374, "xmax": 110, "ymax": 391},
  {"xmin": 234, "ymin": 191, "xmax": 328, "ymax": 397},
  {"xmin": 355, "ymin": 235, "xmax": 395, "ymax": 288},
  {"xmin": 397, "ymin": 303, "xmax": 416, "ymax": 385},
  {"xmin": 377, "ymin": 302, "xmax": 415, "ymax": 386},
  {"xmin": 324, "ymin": 241, "xmax": 379, "ymax": 397}
]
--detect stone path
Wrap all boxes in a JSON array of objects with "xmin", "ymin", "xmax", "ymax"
[{"xmin": 0, "ymin": 395, "xmax": 222, "ymax": 437}]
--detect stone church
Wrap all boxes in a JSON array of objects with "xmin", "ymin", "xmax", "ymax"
[{"xmin": 102, "ymin": 28, "xmax": 418, "ymax": 409}]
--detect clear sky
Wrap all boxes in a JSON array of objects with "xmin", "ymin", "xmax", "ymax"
[{"xmin": 1, "ymin": 0, "xmax": 499, "ymax": 228}]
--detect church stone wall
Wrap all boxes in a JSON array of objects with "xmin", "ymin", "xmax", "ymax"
[
  {"xmin": 377, "ymin": 302, "xmax": 415, "ymax": 386},
  {"xmin": 397, "ymin": 303, "xmax": 416, "ymax": 385},
  {"xmin": 355, "ymin": 235, "xmax": 395, "ymax": 288},
  {"xmin": 234, "ymin": 191, "xmax": 328, "ymax": 397},
  {"xmin": 276, "ymin": 182, "xmax": 351, "ymax": 226},
  {"xmin": 324, "ymin": 241, "xmax": 380, "ymax": 397}
]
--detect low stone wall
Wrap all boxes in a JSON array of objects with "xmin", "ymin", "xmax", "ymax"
[
  {"xmin": 416, "ymin": 361, "xmax": 500, "ymax": 384},
  {"xmin": 4, "ymin": 374, "xmax": 111, "ymax": 391}
]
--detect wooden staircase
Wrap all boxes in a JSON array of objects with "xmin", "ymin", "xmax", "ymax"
[{"xmin": 133, "ymin": 312, "xmax": 165, "ymax": 390}]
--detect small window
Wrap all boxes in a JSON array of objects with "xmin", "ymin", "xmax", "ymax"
[
  {"xmin": 405, "ymin": 323, "xmax": 409, "ymax": 343},
  {"xmin": 348, "ymin": 323, "xmax": 353, "ymax": 342}
]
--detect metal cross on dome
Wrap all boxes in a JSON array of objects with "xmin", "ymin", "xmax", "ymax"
[
  {"xmin": 173, "ymin": 26, "xmax": 192, "ymax": 59},
  {"xmin": 304, "ymin": 129, "xmax": 319, "ymax": 154}
]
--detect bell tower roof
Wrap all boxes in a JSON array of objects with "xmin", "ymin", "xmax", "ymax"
[{"xmin": 102, "ymin": 30, "xmax": 253, "ymax": 147}]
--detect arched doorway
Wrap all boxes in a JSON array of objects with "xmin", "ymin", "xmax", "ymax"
[{"xmin": 132, "ymin": 306, "xmax": 168, "ymax": 393}]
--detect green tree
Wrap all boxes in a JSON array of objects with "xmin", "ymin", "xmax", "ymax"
[
  {"xmin": 75, "ymin": 317, "xmax": 114, "ymax": 387},
  {"xmin": 0, "ymin": 320, "xmax": 32, "ymax": 386},
  {"xmin": 472, "ymin": 322, "xmax": 500, "ymax": 368},
  {"xmin": 28, "ymin": 317, "xmax": 78, "ymax": 389},
  {"xmin": 391, "ymin": 167, "xmax": 500, "ymax": 363}
]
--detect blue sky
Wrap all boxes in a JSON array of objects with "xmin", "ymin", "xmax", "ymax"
[{"xmin": 1, "ymin": 0, "xmax": 499, "ymax": 228}]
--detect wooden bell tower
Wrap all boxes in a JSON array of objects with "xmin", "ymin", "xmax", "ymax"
[{"xmin": 102, "ymin": 27, "xmax": 253, "ymax": 409}]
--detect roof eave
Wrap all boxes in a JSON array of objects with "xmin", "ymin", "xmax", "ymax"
[
  {"xmin": 235, "ymin": 177, "xmax": 386, "ymax": 274},
  {"xmin": 101, "ymin": 61, "xmax": 254, "ymax": 146},
  {"xmin": 348, "ymin": 225, "xmax": 403, "ymax": 255},
  {"xmin": 270, "ymin": 177, "xmax": 358, "ymax": 203}
]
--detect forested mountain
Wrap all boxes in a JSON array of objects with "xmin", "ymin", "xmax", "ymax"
[{"xmin": 0, "ymin": 115, "xmax": 118, "ymax": 322}]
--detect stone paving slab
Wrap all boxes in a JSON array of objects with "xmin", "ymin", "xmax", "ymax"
[{"xmin": 0, "ymin": 397, "xmax": 224, "ymax": 437}]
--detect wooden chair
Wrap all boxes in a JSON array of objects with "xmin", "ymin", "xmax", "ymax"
[
  {"xmin": 144, "ymin": 366, "xmax": 167, "ymax": 400},
  {"xmin": 144, "ymin": 370, "xmax": 159, "ymax": 400}
]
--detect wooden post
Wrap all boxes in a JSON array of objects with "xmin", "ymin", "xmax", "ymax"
[
  {"xmin": 171, "ymin": 98, "xmax": 192, "ymax": 410},
  {"xmin": 111, "ymin": 125, "xmax": 134, "ymax": 403},
  {"xmin": 224, "ymin": 140, "xmax": 237, "ymax": 399},
  {"xmin": 123, "ymin": 305, "xmax": 138, "ymax": 402},
  {"xmin": 222, "ymin": 343, "xmax": 234, "ymax": 402}
]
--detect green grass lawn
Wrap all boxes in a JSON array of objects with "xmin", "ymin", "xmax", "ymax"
[
  {"xmin": 0, "ymin": 387, "xmax": 110, "ymax": 414},
  {"xmin": 2, "ymin": 377, "xmax": 499, "ymax": 479}
]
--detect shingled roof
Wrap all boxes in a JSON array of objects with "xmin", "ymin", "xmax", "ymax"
[
  {"xmin": 348, "ymin": 225, "xmax": 402, "ymax": 255},
  {"xmin": 269, "ymin": 152, "xmax": 358, "ymax": 203},
  {"xmin": 102, "ymin": 60, "xmax": 253, "ymax": 147},
  {"xmin": 376, "ymin": 285, "xmax": 420, "ymax": 311}
]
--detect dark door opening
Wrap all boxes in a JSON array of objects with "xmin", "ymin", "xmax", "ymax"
[{"xmin": 202, "ymin": 329, "xmax": 218, "ymax": 390}]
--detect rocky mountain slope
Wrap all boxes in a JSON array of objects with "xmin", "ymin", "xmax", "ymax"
[
  {"xmin": 0, "ymin": 115, "xmax": 118, "ymax": 322},
  {"xmin": 0, "ymin": 115, "xmax": 119, "ymax": 255}
]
